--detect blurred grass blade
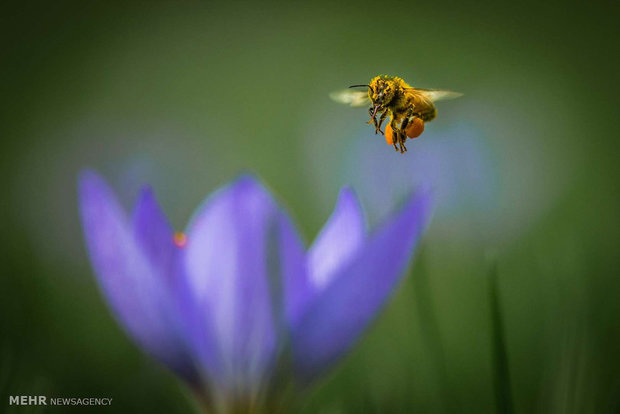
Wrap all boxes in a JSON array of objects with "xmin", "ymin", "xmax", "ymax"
[
  {"xmin": 489, "ymin": 262, "xmax": 514, "ymax": 414},
  {"xmin": 411, "ymin": 254, "xmax": 456, "ymax": 411}
]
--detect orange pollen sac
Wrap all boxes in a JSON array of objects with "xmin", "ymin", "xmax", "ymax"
[
  {"xmin": 173, "ymin": 232, "xmax": 188, "ymax": 248},
  {"xmin": 406, "ymin": 118, "xmax": 425, "ymax": 138},
  {"xmin": 384, "ymin": 119, "xmax": 425, "ymax": 146},
  {"xmin": 385, "ymin": 123, "xmax": 394, "ymax": 145}
]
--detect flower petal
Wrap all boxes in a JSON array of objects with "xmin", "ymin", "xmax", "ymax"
[
  {"xmin": 78, "ymin": 170, "xmax": 196, "ymax": 381},
  {"xmin": 132, "ymin": 186, "xmax": 176, "ymax": 278},
  {"xmin": 308, "ymin": 188, "xmax": 365, "ymax": 290},
  {"xmin": 291, "ymin": 190, "xmax": 433, "ymax": 381},
  {"xmin": 183, "ymin": 175, "xmax": 280, "ymax": 389},
  {"xmin": 278, "ymin": 212, "xmax": 310, "ymax": 329}
]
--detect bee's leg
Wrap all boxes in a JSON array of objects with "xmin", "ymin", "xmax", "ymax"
[
  {"xmin": 398, "ymin": 127, "xmax": 408, "ymax": 153},
  {"xmin": 389, "ymin": 118, "xmax": 405, "ymax": 153},
  {"xmin": 396, "ymin": 107, "xmax": 416, "ymax": 153},
  {"xmin": 366, "ymin": 106, "xmax": 377, "ymax": 126},
  {"xmin": 400, "ymin": 107, "xmax": 415, "ymax": 133},
  {"xmin": 390, "ymin": 117, "xmax": 399, "ymax": 134},
  {"xmin": 398, "ymin": 132, "xmax": 407, "ymax": 153},
  {"xmin": 389, "ymin": 117, "xmax": 399, "ymax": 151},
  {"xmin": 376, "ymin": 110, "xmax": 388, "ymax": 135}
]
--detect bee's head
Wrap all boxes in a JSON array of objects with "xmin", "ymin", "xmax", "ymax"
[
  {"xmin": 349, "ymin": 76, "xmax": 397, "ymax": 116},
  {"xmin": 370, "ymin": 79, "xmax": 396, "ymax": 106}
]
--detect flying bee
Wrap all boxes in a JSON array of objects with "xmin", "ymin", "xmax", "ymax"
[{"xmin": 330, "ymin": 75, "xmax": 462, "ymax": 153}]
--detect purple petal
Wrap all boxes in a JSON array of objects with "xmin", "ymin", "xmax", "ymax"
[
  {"xmin": 78, "ymin": 170, "xmax": 196, "ymax": 382},
  {"xmin": 278, "ymin": 212, "xmax": 310, "ymax": 329},
  {"xmin": 132, "ymin": 186, "xmax": 176, "ymax": 279},
  {"xmin": 183, "ymin": 175, "xmax": 279, "ymax": 389},
  {"xmin": 130, "ymin": 185, "xmax": 202, "ymax": 382},
  {"xmin": 308, "ymin": 188, "xmax": 365, "ymax": 289},
  {"xmin": 291, "ymin": 190, "xmax": 434, "ymax": 381}
]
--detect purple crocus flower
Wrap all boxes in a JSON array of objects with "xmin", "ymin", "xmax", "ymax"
[{"xmin": 78, "ymin": 170, "xmax": 433, "ymax": 412}]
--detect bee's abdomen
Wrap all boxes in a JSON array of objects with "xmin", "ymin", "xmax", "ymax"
[
  {"xmin": 408, "ymin": 94, "xmax": 437, "ymax": 122},
  {"xmin": 415, "ymin": 105, "xmax": 437, "ymax": 122}
]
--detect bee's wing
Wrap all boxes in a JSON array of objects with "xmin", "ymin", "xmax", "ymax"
[
  {"xmin": 408, "ymin": 88, "xmax": 463, "ymax": 102},
  {"xmin": 329, "ymin": 89, "xmax": 371, "ymax": 107}
]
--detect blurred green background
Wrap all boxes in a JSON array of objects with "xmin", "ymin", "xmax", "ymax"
[{"xmin": 2, "ymin": 0, "xmax": 619, "ymax": 412}]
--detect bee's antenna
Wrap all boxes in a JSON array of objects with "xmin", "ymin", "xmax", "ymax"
[{"xmin": 349, "ymin": 84, "xmax": 374, "ymax": 93}]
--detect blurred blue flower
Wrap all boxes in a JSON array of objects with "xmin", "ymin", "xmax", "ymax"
[
  {"xmin": 342, "ymin": 123, "xmax": 497, "ymax": 226},
  {"xmin": 78, "ymin": 170, "xmax": 432, "ymax": 411}
]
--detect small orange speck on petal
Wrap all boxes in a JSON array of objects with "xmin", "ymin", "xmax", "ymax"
[{"xmin": 173, "ymin": 232, "xmax": 187, "ymax": 248}]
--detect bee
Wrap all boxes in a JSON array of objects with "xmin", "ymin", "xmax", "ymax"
[{"xmin": 330, "ymin": 75, "xmax": 462, "ymax": 153}]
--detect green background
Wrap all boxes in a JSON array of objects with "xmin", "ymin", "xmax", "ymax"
[{"xmin": 2, "ymin": 0, "xmax": 619, "ymax": 412}]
